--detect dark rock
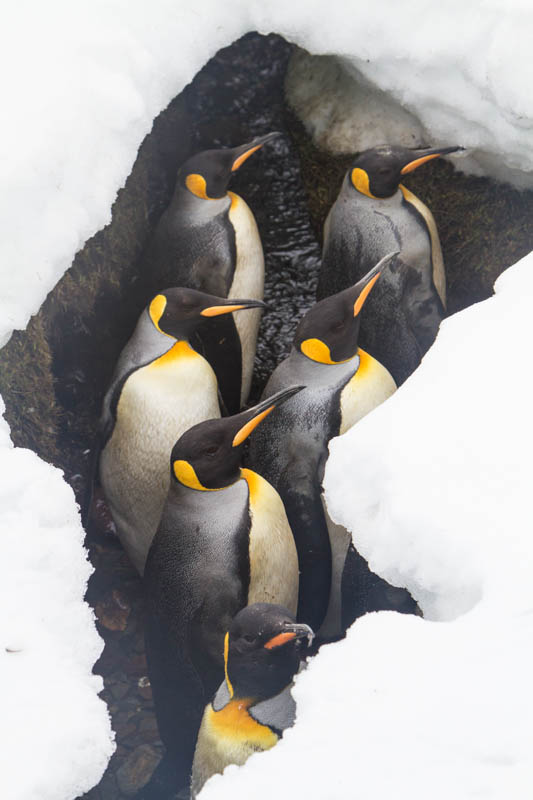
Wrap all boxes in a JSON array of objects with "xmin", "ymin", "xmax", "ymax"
[
  {"xmin": 137, "ymin": 676, "xmax": 152, "ymax": 701},
  {"xmin": 116, "ymin": 745, "xmax": 162, "ymax": 796},
  {"xmin": 110, "ymin": 681, "xmax": 130, "ymax": 702},
  {"xmin": 95, "ymin": 589, "xmax": 131, "ymax": 632}
]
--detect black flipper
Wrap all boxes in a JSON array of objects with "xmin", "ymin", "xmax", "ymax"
[{"xmin": 193, "ymin": 314, "xmax": 243, "ymax": 415}]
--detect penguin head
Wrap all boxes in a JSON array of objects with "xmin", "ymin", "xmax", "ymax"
[
  {"xmin": 148, "ymin": 287, "xmax": 266, "ymax": 340},
  {"xmin": 350, "ymin": 144, "xmax": 464, "ymax": 198},
  {"xmin": 171, "ymin": 385, "xmax": 305, "ymax": 491},
  {"xmin": 178, "ymin": 132, "xmax": 281, "ymax": 200},
  {"xmin": 294, "ymin": 252, "xmax": 398, "ymax": 364},
  {"xmin": 224, "ymin": 603, "xmax": 314, "ymax": 701}
]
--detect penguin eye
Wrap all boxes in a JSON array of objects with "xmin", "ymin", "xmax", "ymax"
[
  {"xmin": 242, "ymin": 634, "xmax": 256, "ymax": 644},
  {"xmin": 204, "ymin": 445, "xmax": 219, "ymax": 457}
]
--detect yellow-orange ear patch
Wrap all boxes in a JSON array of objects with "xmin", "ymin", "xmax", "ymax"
[
  {"xmin": 354, "ymin": 272, "xmax": 381, "ymax": 316},
  {"xmin": 185, "ymin": 173, "xmax": 209, "ymax": 199},
  {"xmin": 173, "ymin": 460, "xmax": 214, "ymax": 491},
  {"xmin": 224, "ymin": 631, "xmax": 234, "ymax": 698},
  {"xmin": 300, "ymin": 338, "xmax": 351, "ymax": 365},
  {"xmin": 149, "ymin": 294, "xmax": 168, "ymax": 333},
  {"xmin": 351, "ymin": 168, "xmax": 377, "ymax": 198}
]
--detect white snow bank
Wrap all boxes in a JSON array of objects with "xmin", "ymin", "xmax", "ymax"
[
  {"xmin": 326, "ymin": 252, "xmax": 533, "ymax": 623},
  {"xmin": 3, "ymin": 0, "xmax": 533, "ymax": 346},
  {"xmin": 199, "ymin": 256, "xmax": 533, "ymax": 799},
  {"xmin": 0, "ymin": 405, "xmax": 114, "ymax": 800}
]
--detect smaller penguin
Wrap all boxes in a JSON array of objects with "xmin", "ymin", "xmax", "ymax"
[
  {"xmin": 248, "ymin": 253, "xmax": 417, "ymax": 639},
  {"xmin": 144, "ymin": 132, "xmax": 281, "ymax": 412},
  {"xmin": 317, "ymin": 144, "xmax": 463, "ymax": 383},
  {"xmin": 143, "ymin": 385, "xmax": 304, "ymax": 796},
  {"xmin": 98, "ymin": 287, "xmax": 265, "ymax": 573},
  {"xmin": 191, "ymin": 603, "xmax": 314, "ymax": 798}
]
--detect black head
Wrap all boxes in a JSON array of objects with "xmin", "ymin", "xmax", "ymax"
[
  {"xmin": 294, "ymin": 252, "xmax": 398, "ymax": 364},
  {"xmin": 225, "ymin": 603, "xmax": 314, "ymax": 701},
  {"xmin": 350, "ymin": 144, "xmax": 464, "ymax": 198},
  {"xmin": 148, "ymin": 287, "xmax": 266, "ymax": 340},
  {"xmin": 177, "ymin": 132, "xmax": 281, "ymax": 200},
  {"xmin": 171, "ymin": 385, "xmax": 305, "ymax": 490}
]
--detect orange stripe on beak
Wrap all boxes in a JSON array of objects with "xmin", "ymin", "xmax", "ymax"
[
  {"xmin": 354, "ymin": 272, "xmax": 381, "ymax": 316},
  {"xmin": 200, "ymin": 304, "xmax": 248, "ymax": 317},
  {"xmin": 264, "ymin": 631, "xmax": 297, "ymax": 650},
  {"xmin": 232, "ymin": 406, "xmax": 275, "ymax": 447},
  {"xmin": 231, "ymin": 144, "xmax": 262, "ymax": 172},
  {"xmin": 400, "ymin": 153, "xmax": 441, "ymax": 174}
]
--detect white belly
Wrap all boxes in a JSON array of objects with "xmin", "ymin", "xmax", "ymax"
[
  {"xmin": 241, "ymin": 469, "xmax": 299, "ymax": 615},
  {"xmin": 100, "ymin": 346, "xmax": 220, "ymax": 573},
  {"xmin": 319, "ymin": 349, "xmax": 397, "ymax": 637},
  {"xmin": 228, "ymin": 192, "xmax": 264, "ymax": 406}
]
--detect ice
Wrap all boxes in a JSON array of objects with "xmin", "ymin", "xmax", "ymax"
[
  {"xmin": 198, "ymin": 255, "xmax": 533, "ymax": 799},
  {"xmin": 0, "ymin": 406, "xmax": 114, "ymax": 799},
  {"xmin": 2, "ymin": 1, "xmax": 533, "ymax": 797}
]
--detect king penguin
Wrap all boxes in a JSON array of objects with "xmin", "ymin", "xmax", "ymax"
[
  {"xmin": 143, "ymin": 132, "xmax": 280, "ymax": 413},
  {"xmin": 191, "ymin": 603, "xmax": 313, "ymax": 798},
  {"xmin": 142, "ymin": 386, "xmax": 304, "ymax": 797},
  {"xmin": 248, "ymin": 253, "xmax": 417, "ymax": 639},
  {"xmin": 316, "ymin": 144, "xmax": 463, "ymax": 384},
  {"xmin": 98, "ymin": 287, "xmax": 265, "ymax": 574}
]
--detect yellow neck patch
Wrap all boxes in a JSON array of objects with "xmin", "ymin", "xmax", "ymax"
[
  {"xmin": 239, "ymin": 468, "xmax": 261, "ymax": 502},
  {"xmin": 185, "ymin": 173, "xmax": 211, "ymax": 199},
  {"xmin": 351, "ymin": 168, "xmax": 377, "ymax": 198},
  {"xmin": 149, "ymin": 340, "xmax": 197, "ymax": 368},
  {"xmin": 227, "ymin": 190, "xmax": 240, "ymax": 210},
  {"xmin": 149, "ymin": 294, "xmax": 168, "ymax": 334},
  {"xmin": 173, "ymin": 460, "xmax": 219, "ymax": 491},
  {"xmin": 224, "ymin": 631, "xmax": 234, "ymax": 698},
  {"xmin": 300, "ymin": 338, "xmax": 352, "ymax": 365},
  {"xmin": 207, "ymin": 698, "xmax": 278, "ymax": 749}
]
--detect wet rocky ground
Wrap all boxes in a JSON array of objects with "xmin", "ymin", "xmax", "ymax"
[{"xmin": 0, "ymin": 27, "xmax": 532, "ymax": 800}]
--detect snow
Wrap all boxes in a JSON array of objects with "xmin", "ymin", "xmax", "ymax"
[
  {"xmin": 2, "ymin": 0, "xmax": 533, "ymax": 797},
  {"xmin": 199, "ymin": 256, "xmax": 533, "ymax": 800},
  {"xmin": 0, "ymin": 404, "xmax": 114, "ymax": 799},
  {"xmin": 3, "ymin": 0, "xmax": 533, "ymax": 346}
]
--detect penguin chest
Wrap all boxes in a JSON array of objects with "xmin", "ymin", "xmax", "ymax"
[
  {"xmin": 192, "ymin": 700, "xmax": 277, "ymax": 795},
  {"xmin": 339, "ymin": 348, "xmax": 396, "ymax": 434},
  {"xmin": 100, "ymin": 343, "xmax": 220, "ymax": 571},
  {"xmin": 227, "ymin": 192, "xmax": 265, "ymax": 405},
  {"xmin": 240, "ymin": 469, "xmax": 299, "ymax": 615}
]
